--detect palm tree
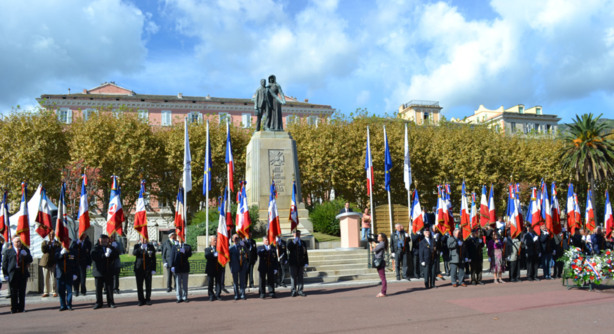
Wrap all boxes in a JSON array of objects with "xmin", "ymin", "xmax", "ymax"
[{"xmin": 560, "ymin": 113, "xmax": 614, "ymax": 214}]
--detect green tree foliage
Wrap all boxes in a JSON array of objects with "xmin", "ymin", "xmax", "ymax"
[{"xmin": 309, "ymin": 198, "xmax": 358, "ymax": 236}]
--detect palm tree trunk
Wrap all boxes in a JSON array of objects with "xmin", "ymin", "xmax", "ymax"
[{"xmin": 590, "ymin": 175, "xmax": 597, "ymax": 230}]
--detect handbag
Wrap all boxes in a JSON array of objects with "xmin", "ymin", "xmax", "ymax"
[{"xmin": 373, "ymin": 256, "xmax": 384, "ymax": 269}]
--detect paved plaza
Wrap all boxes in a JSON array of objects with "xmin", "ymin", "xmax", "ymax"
[{"xmin": 1, "ymin": 276, "xmax": 613, "ymax": 333}]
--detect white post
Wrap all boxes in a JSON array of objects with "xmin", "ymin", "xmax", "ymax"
[
  {"xmin": 407, "ymin": 187, "xmax": 412, "ymax": 225},
  {"xmin": 388, "ymin": 190, "xmax": 394, "ymax": 237}
]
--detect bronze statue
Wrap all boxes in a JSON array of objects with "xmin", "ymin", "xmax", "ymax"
[
  {"xmin": 254, "ymin": 79, "xmax": 269, "ymax": 131},
  {"xmin": 254, "ymin": 75, "xmax": 286, "ymax": 132}
]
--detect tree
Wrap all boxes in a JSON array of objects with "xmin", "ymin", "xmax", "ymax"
[{"xmin": 560, "ymin": 113, "xmax": 614, "ymax": 217}]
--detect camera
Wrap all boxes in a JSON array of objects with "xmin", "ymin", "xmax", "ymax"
[{"xmin": 366, "ymin": 234, "xmax": 378, "ymax": 243}]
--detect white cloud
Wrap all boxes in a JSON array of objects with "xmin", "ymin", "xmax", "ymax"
[{"xmin": 0, "ymin": 0, "xmax": 152, "ymax": 112}]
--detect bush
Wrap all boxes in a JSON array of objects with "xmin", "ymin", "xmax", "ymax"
[
  {"xmin": 309, "ymin": 198, "xmax": 358, "ymax": 236},
  {"xmin": 188, "ymin": 205, "xmax": 260, "ymax": 245}
]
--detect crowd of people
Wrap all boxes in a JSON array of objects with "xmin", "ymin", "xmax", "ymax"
[
  {"xmin": 0, "ymin": 229, "xmax": 310, "ymax": 313},
  {"xmin": 369, "ymin": 218, "xmax": 613, "ymax": 297}
]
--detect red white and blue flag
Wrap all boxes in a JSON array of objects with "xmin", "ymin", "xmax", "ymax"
[
  {"xmin": 365, "ymin": 126, "xmax": 374, "ymax": 195},
  {"xmin": 267, "ymin": 181, "xmax": 281, "ymax": 244},
  {"xmin": 174, "ymin": 187, "xmax": 185, "ymax": 242},
  {"xmin": 470, "ymin": 192, "xmax": 478, "ymax": 230},
  {"xmin": 445, "ymin": 184, "xmax": 454, "ymax": 233},
  {"xmin": 541, "ymin": 181, "xmax": 553, "ymax": 235},
  {"xmin": 436, "ymin": 186, "xmax": 446, "ymax": 234},
  {"xmin": 78, "ymin": 175, "xmax": 90, "ymax": 240},
  {"xmin": 35, "ymin": 185, "xmax": 53, "ymax": 239},
  {"xmin": 289, "ymin": 181, "xmax": 299, "ymax": 232},
  {"xmin": 528, "ymin": 187, "xmax": 541, "ymax": 234},
  {"xmin": 55, "ymin": 183, "xmax": 71, "ymax": 249},
  {"xmin": 411, "ymin": 189, "xmax": 424, "ymax": 233},
  {"xmin": 585, "ymin": 189, "xmax": 595, "ymax": 232},
  {"xmin": 479, "ymin": 185, "xmax": 488, "ymax": 227},
  {"xmin": 573, "ymin": 192, "xmax": 582, "ymax": 234},
  {"xmin": 0, "ymin": 191, "xmax": 11, "ymax": 243},
  {"xmin": 17, "ymin": 182, "xmax": 30, "ymax": 248},
  {"xmin": 217, "ymin": 190, "xmax": 230, "ymax": 267},
  {"xmin": 567, "ymin": 183, "xmax": 576, "ymax": 233},
  {"xmin": 106, "ymin": 176, "xmax": 125, "ymax": 236},
  {"xmin": 605, "ymin": 191, "xmax": 613, "ymax": 239},
  {"xmin": 508, "ymin": 185, "xmax": 522, "ymax": 238},
  {"xmin": 134, "ymin": 180, "xmax": 148, "ymax": 241},
  {"xmin": 236, "ymin": 182, "xmax": 251, "ymax": 238},
  {"xmin": 551, "ymin": 183, "xmax": 562, "ymax": 235},
  {"xmin": 460, "ymin": 181, "xmax": 471, "ymax": 240},
  {"xmin": 225, "ymin": 122, "xmax": 234, "ymax": 192},
  {"xmin": 488, "ymin": 184, "xmax": 496, "ymax": 225}
]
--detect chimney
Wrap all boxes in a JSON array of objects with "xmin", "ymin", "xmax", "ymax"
[
  {"xmin": 83, "ymin": 89, "xmax": 88, "ymax": 94},
  {"xmin": 304, "ymin": 99, "xmax": 309, "ymax": 103},
  {"xmin": 205, "ymin": 94, "xmax": 211, "ymax": 100},
  {"xmin": 177, "ymin": 93, "xmax": 183, "ymax": 99}
]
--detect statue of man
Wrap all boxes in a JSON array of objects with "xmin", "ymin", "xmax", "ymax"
[
  {"xmin": 253, "ymin": 79, "xmax": 270, "ymax": 131},
  {"xmin": 265, "ymin": 75, "xmax": 286, "ymax": 131}
]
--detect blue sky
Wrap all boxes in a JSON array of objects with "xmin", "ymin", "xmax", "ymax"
[{"xmin": 2, "ymin": 0, "xmax": 614, "ymax": 123}]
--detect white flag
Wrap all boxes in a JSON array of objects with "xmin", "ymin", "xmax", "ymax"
[
  {"xmin": 403, "ymin": 124, "xmax": 412, "ymax": 190},
  {"xmin": 183, "ymin": 118, "xmax": 192, "ymax": 192}
]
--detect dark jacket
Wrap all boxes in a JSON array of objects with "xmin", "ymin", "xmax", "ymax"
[
  {"xmin": 2, "ymin": 246, "xmax": 33, "ymax": 282},
  {"xmin": 391, "ymin": 230, "xmax": 410, "ymax": 255},
  {"xmin": 54, "ymin": 248, "xmax": 77, "ymax": 279},
  {"xmin": 539, "ymin": 232, "xmax": 554, "ymax": 254},
  {"xmin": 287, "ymin": 238, "xmax": 309, "ymax": 267},
  {"xmin": 466, "ymin": 236, "xmax": 484, "ymax": 262},
  {"xmin": 276, "ymin": 238, "xmax": 287, "ymax": 264},
  {"xmin": 91, "ymin": 242, "xmax": 119, "ymax": 277},
  {"xmin": 133, "ymin": 243, "xmax": 157, "ymax": 273},
  {"xmin": 523, "ymin": 232, "xmax": 541, "ymax": 258},
  {"xmin": 171, "ymin": 243, "xmax": 192, "ymax": 273},
  {"xmin": 70, "ymin": 237, "xmax": 92, "ymax": 267},
  {"xmin": 419, "ymin": 237, "xmax": 437, "ymax": 265},
  {"xmin": 247, "ymin": 238, "xmax": 258, "ymax": 265},
  {"xmin": 205, "ymin": 246, "xmax": 222, "ymax": 276},
  {"xmin": 411, "ymin": 233, "xmax": 423, "ymax": 254},
  {"xmin": 257, "ymin": 244, "xmax": 279, "ymax": 272},
  {"xmin": 229, "ymin": 242, "xmax": 249, "ymax": 274}
]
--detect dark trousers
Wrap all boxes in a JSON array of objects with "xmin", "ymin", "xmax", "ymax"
[
  {"xmin": 471, "ymin": 261, "xmax": 482, "ymax": 283},
  {"xmin": 526, "ymin": 255, "xmax": 539, "ymax": 279},
  {"xmin": 166, "ymin": 266, "xmax": 176, "ymax": 290},
  {"xmin": 542, "ymin": 254, "xmax": 552, "ymax": 278},
  {"xmin": 9, "ymin": 277, "xmax": 26, "ymax": 312},
  {"xmin": 509, "ymin": 260, "xmax": 520, "ymax": 281},
  {"xmin": 259, "ymin": 269, "xmax": 275, "ymax": 296},
  {"xmin": 113, "ymin": 270, "xmax": 120, "ymax": 291},
  {"xmin": 277, "ymin": 262, "xmax": 287, "ymax": 286},
  {"xmin": 135, "ymin": 271, "xmax": 152, "ymax": 303},
  {"xmin": 232, "ymin": 267, "xmax": 248, "ymax": 298},
  {"xmin": 394, "ymin": 252, "xmax": 409, "ymax": 279},
  {"xmin": 422, "ymin": 262, "xmax": 436, "ymax": 288},
  {"xmin": 57, "ymin": 276, "xmax": 73, "ymax": 309},
  {"xmin": 450, "ymin": 263, "xmax": 465, "ymax": 285},
  {"xmin": 552, "ymin": 259, "xmax": 564, "ymax": 278},
  {"xmin": 73, "ymin": 264, "xmax": 87, "ymax": 294},
  {"xmin": 94, "ymin": 276, "xmax": 114, "ymax": 306},
  {"xmin": 207, "ymin": 272, "xmax": 222, "ymax": 298},
  {"xmin": 289, "ymin": 265, "xmax": 304, "ymax": 293},
  {"xmin": 412, "ymin": 252, "xmax": 421, "ymax": 278},
  {"xmin": 248, "ymin": 262, "xmax": 256, "ymax": 287}
]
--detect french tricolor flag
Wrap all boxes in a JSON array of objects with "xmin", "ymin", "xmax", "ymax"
[
  {"xmin": 604, "ymin": 191, "xmax": 613, "ymax": 240},
  {"xmin": 236, "ymin": 182, "xmax": 251, "ymax": 238},
  {"xmin": 529, "ymin": 187, "xmax": 541, "ymax": 234},
  {"xmin": 364, "ymin": 126, "xmax": 374, "ymax": 196},
  {"xmin": 217, "ymin": 190, "xmax": 230, "ymax": 267},
  {"xmin": 460, "ymin": 181, "xmax": 471, "ymax": 240},
  {"xmin": 0, "ymin": 191, "xmax": 10, "ymax": 243},
  {"xmin": 106, "ymin": 176, "xmax": 125, "ymax": 236},
  {"xmin": 55, "ymin": 183, "xmax": 71, "ymax": 250},
  {"xmin": 585, "ymin": 189, "xmax": 595, "ymax": 232},
  {"xmin": 567, "ymin": 183, "xmax": 576, "ymax": 233},
  {"xmin": 488, "ymin": 184, "xmax": 496, "ymax": 225},
  {"xmin": 78, "ymin": 175, "xmax": 90, "ymax": 240},
  {"xmin": 225, "ymin": 122, "xmax": 234, "ymax": 192},
  {"xmin": 411, "ymin": 189, "xmax": 424, "ymax": 233},
  {"xmin": 508, "ymin": 185, "xmax": 521, "ymax": 238},
  {"xmin": 479, "ymin": 185, "xmax": 488, "ymax": 227},
  {"xmin": 551, "ymin": 182, "xmax": 562, "ymax": 234},
  {"xmin": 35, "ymin": 185, "xmax": 53, "ymax": 238},
  {"xmin": 134, "ymin": 180, "xmax": 148, "ymax": 241},
  {"xmin": 470, "ymin": 192, "xmax": 478, "ymax": 230},
  {"xmin": 16, "ymin": 182, "xmax": 30, "ymax": 248}
]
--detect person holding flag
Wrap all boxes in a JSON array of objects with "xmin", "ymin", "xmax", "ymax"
[
  {"xmin": 54, "ymin": 233, "xmax": 77, "ymax": 311},
  {"xmin": 2, "ymin": 236, "xmax": 33, "ymax": 313},
  {"xmin": 205, "ymin": 235, "xmax": 223, "ymax": 301},
  {"xmin": 170, "ymin": 232, "xmax": 193, "ymax": 303},
  {"xmin": 132, "ymin": 180, "xmax": 157, "ymax": 306},
  {"xmin": 40, "ymin": 231, "xmax": 60, "ymax": 298},
  {"xmin": 257, "ymin": 236, "xmax": 279, "ymax": 299},
  {"xmin": 91, "ymin": 234, "xmax": 119, "ymax": 309}
]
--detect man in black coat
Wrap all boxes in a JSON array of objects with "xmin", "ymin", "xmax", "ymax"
[
  {"xmin": 91, "ymin": 234, "xmax": 119, "ymax": 309},
  {"xmin": 171, "ymin": 240, "xmax": 192, "ymax": 303},
  {"xmin": 391, "ymin": 223, "xmax": 411, "ymax": 280},
  {"xmin": 552, "ymin": 232, "xmax": 568, "ymax": 279},
  {"xmin": 257, "ymin": 236, "xmax": 279, "ymax": 298},
  {"xmin": 246, "ymin": 232, "xmax": 258, "ymax": 288},
  {"xmin": 162, "ymin": 231, "xmax": 178, "ymax": 292},
  {"xmin": 287, "ymin": 229, "xmax": 309, "ymax": 297},
  {"xmin": 55, "ymin": 246, "xmax": 77, "ymax": 311},
  {"xmin": 523, "ymin": 226, "xmax": 541, "ymax": 281},
  {"xmin": 205, "ymin": 236, "xmax": 222, "ymax": 301},
  {"xmin": 133, "ymin": 238, "xmax": 157, "ymax": 306},
  {"xmin": 2, "ymin": 237, "xmax": 33, "ymax": 313},
  {"xmin": 275, "ymin": 236, "xmax": 288, "ymax": 287},
  {"xmin": 419, "ymin": 228, "xmax": 437, "ymax": 289},
  {"xmin": 411, "ymin": 231, "xmax": 423, "ymax": 279},
  {"xmin": 467, "ymin": 229, "xmax": 485, "ymax": 285},
  {"xmin": 539, "ymin": 225, "xmax": 554, "ymax": 279},
  {"xmin": 70, "ymin": 235, "xmax": 92, "ymax": 296}
]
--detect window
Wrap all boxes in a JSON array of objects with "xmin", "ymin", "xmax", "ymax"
[
  {"xmin": 161, "ymin": 110, "xmax": 172, "ymax": 126},
  {"xmin": 57, "ymin": 108, "xmax": 72, "ymax": 124},
  {"xmin": 112, "ymin": 109, "xmax": 122, "ymax": 119},
  {"xmin": 138, "ymin": 109, "xmax": 149, "ymax": 123},
  {"xmin": 534, "ymin": 123, "xmax": 540, "ymax": 132},
  {"xmin": 219, "ymin": 112, "xmax": 230, "ymax": 124},
  {"xmin": 546, "ymin": 124, "xmax": 552, "ymax": 132},
  {"xmin": 423, "ymin": 112, "xmax": 430, "ymax": 121},
  {"xmin": 285, "ymin": 115, "xmax": 299, "ymax": 125},
  {"xmin": 536, "ymin": 107, "xmax": 542, "ymax": 115},
  {"xmin": 241, "ymin": 113, "xmax": 252, "ymax": 128},
  {"xmin": 188, "ymin": 111, "xmax": 202, "ymax": 124},
  {"xmin": 307, "ymin": 116, "xmax": 319, "ymax": 126},
  {"xmin": 510, "ymin": 122, "xmax": 516, "ymax": 133},
  {"xmin": 82, "ymin": 108, "xmax": 95, "ymax": 121},
  {"xmin": 519, "ymin": 106, "xmax": 524, "ymax": 114}
]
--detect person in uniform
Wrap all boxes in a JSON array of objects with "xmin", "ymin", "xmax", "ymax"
[
  {"xmin": 229, "ymin": 234, "xmax": 249, "ymax": 300},
  {"xmin": 91, "ymin": 234, "xmax": 119, "ymax": 309},
  {"xmin": 523, "ymin": 226, "xmax": 541, "ymax": 281},
  {"xmin": 257, "ymin": 236, "xmax": 279, "ymax": 299},
  {"xmin": 133, "ymin": 238, "xmax": 156, "ymax": 306},
  {"xmin": 539, "ymin": 225, "xmax": 554, "ymax": 279},
  {"xmin": 448, "ymin": 229, "xmax": 467, "ymax": 287},
  {"xmin": 171, "ymin": 239, "xmax": 192, "ymax": 303},
  {"xmin": 391, "ymin": 223, "xmax": 411, "ymax": 281},
  {"xmin": 162, "ymin": 231, "xmax": 178, "ymax": 292},
  {"xmin": 70, "ymin": 235, "xmax": 92, "ymax": 296},
  {"xmin": 419, "ymin": 228, "xmax": 437, "ymax": 289},
  {"xmin": 55, "ymin": 244, "xmax": 77, "ymax": 311},
  {"xmin": 552, "ymin": 231, "xmax": 569, "ymax": 279},
  {"xmin": 205, "ymin": 236, "xmax": 222, "ymax": 301},
  {"xmin": 287, "ymin": 229, "xmax": 309, "ymax": 297},
  {"xmin": 411, "ymin": 231, "xmax": 423, "ymax": 279},
  {"xmin": 109, "ymin": 234, "xmax": 124, "ymax": 294},
  {"xmin": 467, "ymin": 229, "xmax": 485, "ymax": 285},
  {"xmin": 247, "ymin": 232, "xmax": 258, "ymax": 289},
  {"xmin": 2, "ymin": 237, "xmax": 33, "ymax": 313},
  {"xmin": 275, "ymin": 235, "xmax": 288, "ymax": 287}
]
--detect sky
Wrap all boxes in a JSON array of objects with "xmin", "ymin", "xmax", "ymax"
[{"xmin": 2, "ymin": 0, "xmax": 614, "ymax": 123}]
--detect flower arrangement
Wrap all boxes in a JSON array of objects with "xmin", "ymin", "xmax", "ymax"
[{"xmin": 562, "ymin": 248, "xmax": 614, "ymax": 287}]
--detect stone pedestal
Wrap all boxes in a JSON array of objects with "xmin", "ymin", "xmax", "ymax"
[
  {"xmin": 245, "ymin": 131, "xmax": 313, "ymax": 243},
  {"xmin": 336, "ymin": 212, "xmax": 362, "ymax": 248}
]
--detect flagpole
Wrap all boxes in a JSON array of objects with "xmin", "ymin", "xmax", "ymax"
[
  {"xmin": 205, "ymin": 120, "xmax": 210, "ymax": 248},
  {"xmin": 367, "ymin": 126, "xmax": 375, "ymax": 234},
  {"xmin": 384, "ymin": 125, "xmax": 393, "ymax": 237},
  {"xmin": 404, "ymin": 124, "xmax": 411, "ymax": 225},
  {"xmin": 183, "ymin": 118, "xmax": 188, "ymax": 245},
  {"xmin": 226, "ymin": 119, "xmax": 232, "ymax": 238}
]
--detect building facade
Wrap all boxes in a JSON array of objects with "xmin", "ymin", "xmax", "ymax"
[
  {"xmin": 37, "ymin": 82, "xmax": 334, "ymax": 128},
  {"xmin": 464, "ymin": 104, "xmax": 560, "ymax": 136},
  {"xmin": 398, "ymin": 100, "xmax": 443, "ymax": 125}
]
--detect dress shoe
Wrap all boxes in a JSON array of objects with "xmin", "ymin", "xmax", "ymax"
[
  {"xmin": 269, "ymin": 293, "xmax": 276, "ymax": 298},
  {"xmin": 67, "ymin": 306, "xmax": 73, "ymax": 311},
  {"xmin": 114, "ymin": 289, "xmax": 120, "ymax": 294},
  {"xmin": 138, "ymin": 302, "xmax": 144, "ymax": 306},
  {"xmin": 93, "ymin": 304, "xmax": 102, "ymax": 310},
  {"xmin": 291, "ymin": 291, "xmax": 297, "ymax": 297},
  {"xmin": 452, "ymin": 284, "xmax": 458, "ymax": 288},
  {"xmin": 109, "ymin": 304, "xmax": 116, "ymax": 308},
  {"xmin": 42, "ymin": 293, "xmax": 49, "ymax": 297},
  {"xmin": 396, "ymin": 277, "xmax": 401, "ymax": 281},
  {"xmin": 74, "ymin": 292, "xmax": 80, "ymax": 297},
  {"xmin": 166, "ymin": 288, "xmax": 172, "ymax": 293},
  {"xmin": 59, "ymin": 307, "xmax": 66, "ymax": 312},
  {"xmin": 298, "ymin": 291, "xmax": 306, "ymax": 297},
  {"xmin": 234, "ymin": 295, "xmax": 239, "ymax": 300},
  {"xmin": 260, "ymin": 294, "xmax": 265, "ymax": 299},
  {"xmin": 177, "ymin": 300, "xmax": 183, "ymax": 303},
  {"xmin": 209, "ymin": 296, "xmax": 215, "ymax": 301},
  {"xmin": 146, "ymin": 300, "xmax": 152, "ymax": 306},
  {"xmin": 82, "ymin": 291, "xmax": 87, "ymax": 296},
  {"xmin": 184, "ymin": 299, "xmax": 189, "ymax": 303},
  {"xmin": 461, "ymin": 283, "xmax": 467, "ymax": 287},
  {"xmin": 53, "ymin": 293, "xmax": 58, "ymax": 297}
]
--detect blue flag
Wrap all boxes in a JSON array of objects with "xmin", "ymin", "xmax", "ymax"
[{"xmin": 384, "ymin": 126, "xmax": 393, "ymax": 192}]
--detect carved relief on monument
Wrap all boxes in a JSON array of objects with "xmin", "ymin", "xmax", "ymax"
[{"xmin": 268, "ymin": 149, "xmax": 286, "ymax": 194}]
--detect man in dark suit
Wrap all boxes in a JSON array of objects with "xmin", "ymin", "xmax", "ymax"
[
  {"xmin": 205, "ymin": 236, "xmax": 222, "ymax": 301},
  {"xmin": 591, "ymin": 227, "xmax": 606, "ymax": 255},
  {"xmin": 55, "ymin": 245, "xmax": 77, "ymax": 311},
  {"xmin": 287, "ymin": 229, "xmax": 309, "ymax": 297},
  {"xmin": 523, "ymin": 226, "xmax": 541, "ymax": 281},
  {"xmin": 257, "ymin": 236, "xmax": 279, "ymax": 298},
  {"xmin": 171, "ymin": 239, "xmax": 192, "ymax": 303},
  {"xmin": 2, "ymin": 237, "xmax": 33, "ymax": 313},
  {"xmin": 467, "ymin": 229, "xmax": 485, "ymax": 285},
  {"xmin": 162, "ymin": 231, "xmax": 177, "ymax": 292},
  {"xmin": 552, "ymin": 232, "xmax": 568, "ymax": 279},
  {"xmin": 539, "ymin": 225, "xmax": 554, "ymax": 279},
  {"xmin": 70, "ymin": 235, "xmax": 92, "ymax": 296},
  {"xmin": 133, "ymin": 238, "xmax": 156, "ymax": 306},
  {"xmin": 246, "ymin": 232, "xmax": 258, "ymax": 288},
  {"xmin": 91, "ymin": 234, "xmax": 119, "ymax": 309},
  {"xmin": 229, "ymin": 234, "xmax": 249, "ymax": 300},
  {"xmin": 391, "ymin": 223, "xmax": 411, "ymax": 280},
  {"xmin": 411, "ymin": 231, "xmax": 423, "ymax": 279},
  {"xmin": 275, "ymin": 236, "xmax": 288, "ymax": 288},
  {"xmin": 419, "ymin": 228, "xmax": 437, "ymax": 289},
  {"xmin": 339, "ymin": 202, "xmax": 353, "ymax": 214}
]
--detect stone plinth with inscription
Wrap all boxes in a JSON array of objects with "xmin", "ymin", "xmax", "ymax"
[{"xmin": 245, "ymin": 131, "xmax": 313, "ymax": 244}]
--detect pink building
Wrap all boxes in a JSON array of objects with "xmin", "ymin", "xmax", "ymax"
[{"xmin": 37, "ymin": 82, "xmax": 334, "ymax": 127}]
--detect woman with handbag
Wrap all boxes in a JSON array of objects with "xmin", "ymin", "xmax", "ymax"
[{"xmin": 370, "ymin": 233, "xmax": 388, "ymax": 298}]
